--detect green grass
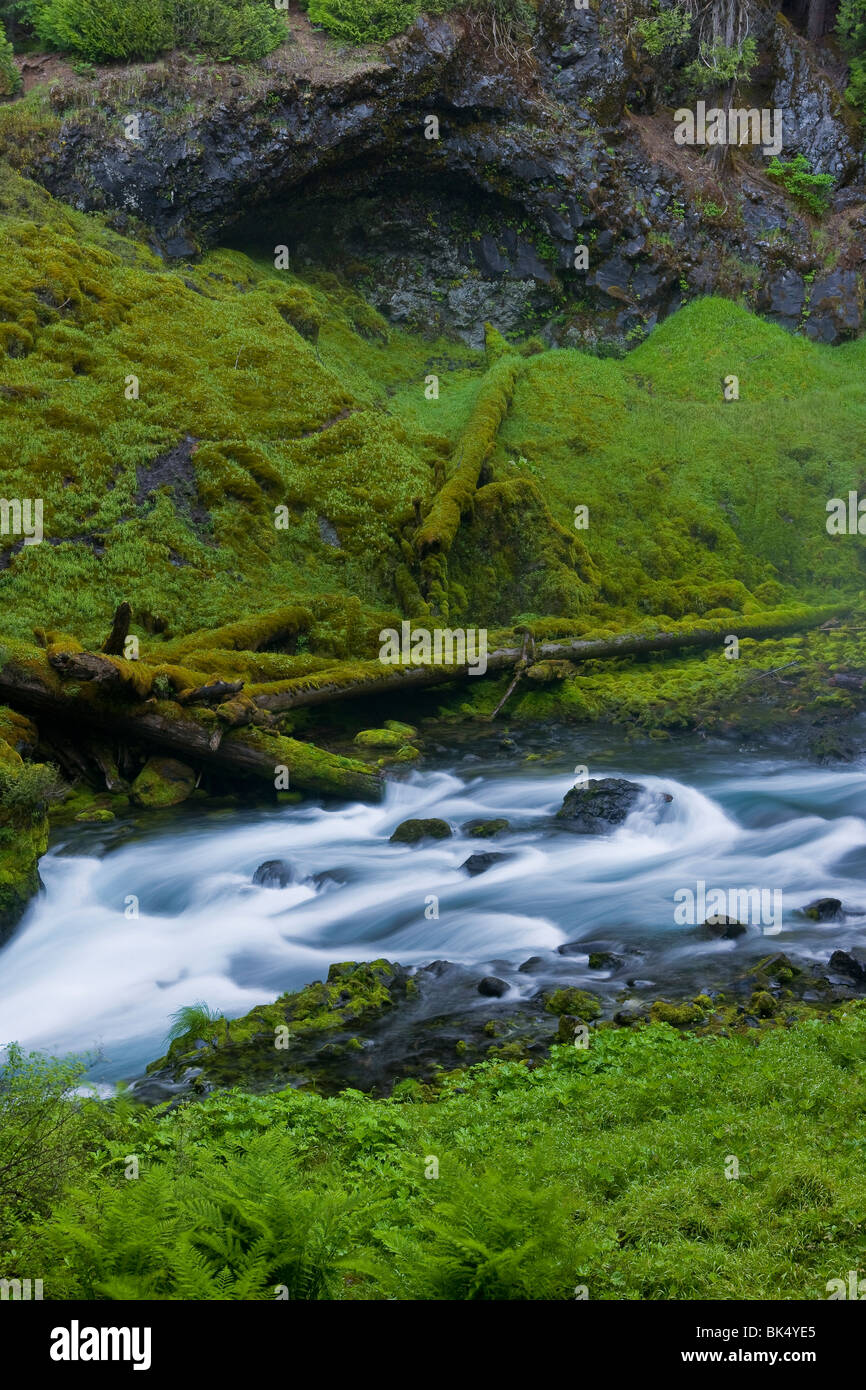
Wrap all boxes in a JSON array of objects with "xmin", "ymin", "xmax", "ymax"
[{"xmin": 6, "ymin": 1008, "xmax": 866, "ymax": 1299}]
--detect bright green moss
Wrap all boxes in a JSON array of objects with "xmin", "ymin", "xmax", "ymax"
[{"xmin": 544, "ymin": 988, "xmax": 603, "ymax": 1021}]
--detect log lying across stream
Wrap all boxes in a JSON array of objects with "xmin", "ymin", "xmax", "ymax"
[{"xmin": 0, "ymin": 604, "xmax": 848, "ymax": 804}]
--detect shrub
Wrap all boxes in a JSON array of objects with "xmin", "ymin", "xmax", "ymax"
[
  {"xmin": 0, "ymin": 761, "xmax": 65, "ymax": 820},
  {"xmin": 31, "ymin": 0, "xmax": 287, "ymax": 64},
  {"xmin": 168, "ymin": 0, "xmax": 287, "ymax": 61},
  {"xmin": 684, "ymin": 37, "xmax": 758, "ymax": 89},
  {"xmin": 0, "ymin": 34, "xmax": 20, "ymax": 97},
  {"xmin": 34, "ymin": 0, "xmax": 173, "ymax": 62},
  {"xmin": 0, "ymin": 1044, "xmax": 93, "ymax": 1226},
  {"xmin": 307, "ymin": 0, "xmax": 418, "ymax": 44},
  {"xmin": 634, "ymin": 3, "xmax": 691, "ymax": 57},
  {"xmin": 767, "ymin": 154, "xmax": 834, "ymax": 216}
]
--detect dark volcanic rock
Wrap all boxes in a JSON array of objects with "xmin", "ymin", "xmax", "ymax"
[
  {"xmin": 803, "ymin": 897, "xmax": 844, "ymax": 922},
  {"xmin": 828, "ymin": 950, "xmax": 866, "ymax": 982},
  {"xmin": 477, "ymin": 975, "xmax": 509, "ymax": 997},
  {"xmin": 699, "ymin": 915, "xmax": 751, "ymax": 940},
  {"xmin": 556, "ymin": 776, "xmax": 645, "ymax": 832},
  {"xmin": 27, "ymin": 6, "xmax": 865, "ymax": 351},
  {"xmin": 252, "ymin": 859, "xmax": 293, "ymax": 888},
  {"xmin": 461, "ymin": 851, "xmax": 510, "ymax": 876}
]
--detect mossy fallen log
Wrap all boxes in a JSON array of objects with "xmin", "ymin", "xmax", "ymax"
[
  {"xmin": 251, "ymin": 606, "xmax": 850, "ymax": 713},
  {"xmin": 414, "ymin": 354, "xmax": 524, "ymax": 558},
  {"xmin": 0, "ymin": 651, "xmax": 383, "ymax": 802},
  {"xmin": 157, "ymin": 606, "xmax": 314, "ymax": 661}
]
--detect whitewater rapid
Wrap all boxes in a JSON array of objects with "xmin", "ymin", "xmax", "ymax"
[{"xmin": 1, "ymin": 748, "xmax": 864, "ymax": 1081}]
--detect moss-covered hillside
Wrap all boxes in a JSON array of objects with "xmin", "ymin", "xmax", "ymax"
[{"xmin": 0, "ymin": 161, "xmax": 864, "ymax": 650}]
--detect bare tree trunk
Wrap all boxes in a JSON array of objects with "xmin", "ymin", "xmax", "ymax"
[{"xmin": 807, "ymin": 0, "xmax": 828, "ymax": 41}]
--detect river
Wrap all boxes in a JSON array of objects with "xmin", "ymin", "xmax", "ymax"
[{"xmin": 1, "ymin": 731, "xmax": 864, "ymax": 1084}]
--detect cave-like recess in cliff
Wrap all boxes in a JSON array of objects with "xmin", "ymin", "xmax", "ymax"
[{"xmin": 223, "ymin": 166, "xmax": 583, "ymax": 349}]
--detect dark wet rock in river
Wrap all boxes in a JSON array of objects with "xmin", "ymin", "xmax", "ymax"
[
  {"xmin": 828, "ymin": 949, "xmax": 866, "ymax": 983},
  {"xmin": 390, "ymin": 817, "xmax": 452, "ymax": 844},
  {"xmin": 518, "ymin": 956, "xmax": 546, "ymax": 974},
  {"xmin": 252, "ymin": 859, "xmax": 293, "ymax": 888},
  {"xmin": 803, "ymin": 897, "xmax": 844, "ymax": 922},
  {"xmin": 614, "ymin": 998, "xmax": 651, "ymax": 1026},
  {"xmin": 556, "ymin": 776, "xmax": 648, "ymax": 832},
  {"xmin": 477, "ymin": 976, "xmax": 509, "ymax": 998},
  {"xmin": 699, "ymin": 915, "xmax": 752, "ymax": 940},
  {"xmin": 588, "ymin": 951, "xmax": 622, "ymax": 970},
  {"xmin": 461, "ymin": 851, "xmax": 510, "ymax": 876}
]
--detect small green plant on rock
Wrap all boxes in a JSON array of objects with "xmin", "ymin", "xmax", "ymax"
[
  {"xmin": 633, "ymin": 2, "xmax": 691, "ymax": 57},
  {"xmin": 767, "ymin": 155, "xmax": 834, "ymax": 216}
]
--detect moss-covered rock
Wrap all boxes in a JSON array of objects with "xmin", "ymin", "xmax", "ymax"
[
  {"xmin": 463, "ymin": 818, "xmax": 511, "ymax": 838},
  {"xmin": 354, "ymin": 728, "xmax": 406, "ymax": 749},
  {"xmin": 544, "ymin": 987, "xmax": 602, "ymax": 1021},
  {"xmin": 384, "ymin": 720, "xmax": 417, "ymax": 738},
  {"xmin": 650, "ymin": 1001, "xmax": 705, "ymax": 1027},
  {"xmin": 130, "ymin": 757, "xmax": 197, "ymax": 807},
  {"xmin": 390, "ymin": 817, "xmax": 452, "ymax": 844}
]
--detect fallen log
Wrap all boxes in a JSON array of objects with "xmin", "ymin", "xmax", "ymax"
[
  {"xmin": 414, "ymin": 354, "xmax": 523, "ymax": 559},
  {"xmin": 0, "ymin": 655, "xmax": 383, "ymax": 802},
  {"xmin": 176, "ymin": 679, "xmax": 244, "ymax": 706},
  {"xmin": 47, "ymin": 650, "xmax": 126, "ymax": 690},
  {"xmin": 251, "ymin": 606, "xmax": 849, "ymax": 714}
]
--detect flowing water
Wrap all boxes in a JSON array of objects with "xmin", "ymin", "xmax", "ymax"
[{"xmin": 1, "ymin": 732, "xmax": 864, "ymax": 1085}]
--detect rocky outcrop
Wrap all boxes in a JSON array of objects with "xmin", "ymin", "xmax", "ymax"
[{"xmin": 20, "ymin": 4, "xmax": 866, "ymax": 348}]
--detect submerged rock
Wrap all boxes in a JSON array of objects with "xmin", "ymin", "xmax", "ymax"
[
  {"xmin": 130, "ymin": 757, "xmax": 196, "ymax": 807},
  {"xmin": 462, "ymin": 817, "xmax": 511, "ymax": 838},
  {"xmin": 699, "ymin": 915, "xmax": 751, "ymax": 940},
  {"xmin": 588, "ymin": 951, "xmax": 622, "ymax": 970},
  {"xmin": 390, "ymin": 817, "xmax": 452, "ymax": 844},
  {"xmin": 252, "ymin": 859, "xmax": 293, "ymax": 888}
]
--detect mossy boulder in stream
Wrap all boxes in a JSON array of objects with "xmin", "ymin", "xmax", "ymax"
[
  {"xmin": 130, "ymin": 757, "xmax": 197, "ymax": 808},
  {"xmin": 354, "ymin": 728, "xmax": 406, "ymax": 749},
  {"xmin": 390, "ymin": 818, "xmax": 452, "ymax": 844}
]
